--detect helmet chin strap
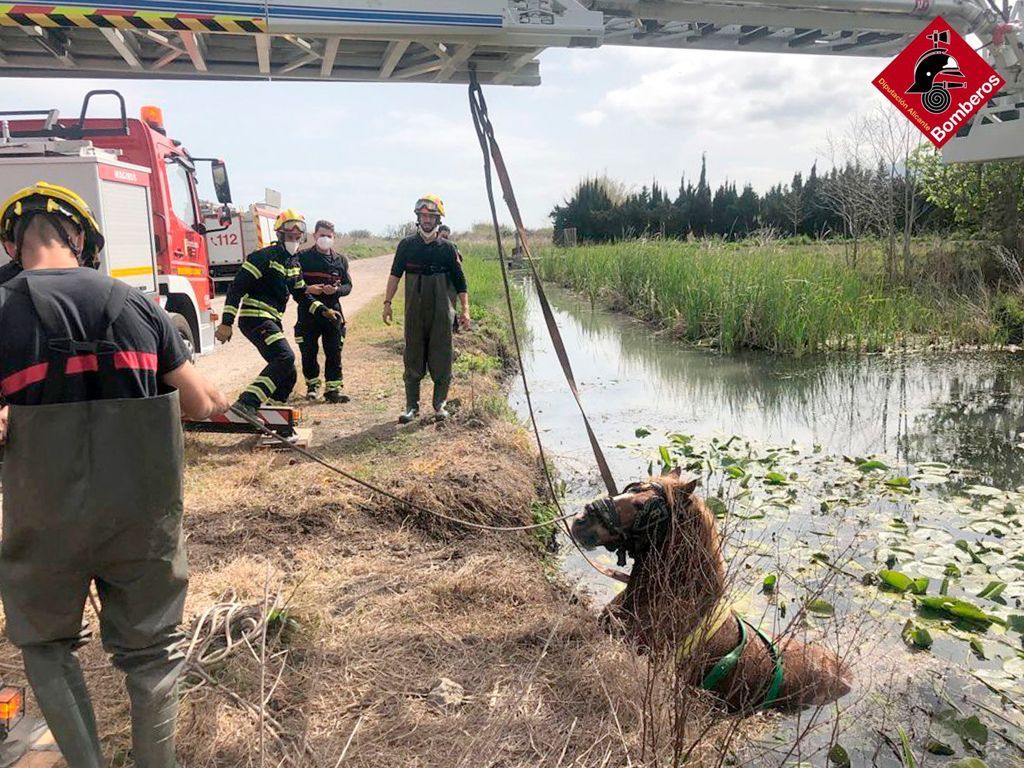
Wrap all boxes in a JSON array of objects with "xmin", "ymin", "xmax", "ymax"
[{"xmin": 418, "ymin": 224, "xmax": 439, "ymax": 243}]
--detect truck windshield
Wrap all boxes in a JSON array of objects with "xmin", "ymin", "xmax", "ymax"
[{"xmin": 165, "ymin": 158, "xmax": 197, "ymax": 229}]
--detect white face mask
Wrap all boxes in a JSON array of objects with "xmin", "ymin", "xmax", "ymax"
[
  {"xmin": 283, "ymin": 240, "xmax": 300, "ymax": 255},
  {"xmin": 316, "ymin": 236, "xmax": 334, "ymax": 251}
]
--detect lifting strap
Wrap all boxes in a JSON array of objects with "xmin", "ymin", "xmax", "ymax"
[
  {"xmin": 468, "ymin": 69, "xmax": 629, "ymax": 584},
  {"xmin": 467, "ymin": 69, "xmax": 618, "ymax": 500}
]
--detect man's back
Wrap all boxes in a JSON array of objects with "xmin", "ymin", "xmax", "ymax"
[{"xmin": 0, "ymin": 267, "xmax": 187, "ymax": 406}]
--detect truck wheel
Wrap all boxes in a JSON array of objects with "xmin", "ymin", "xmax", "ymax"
[{"xmin": 169, "ymin": 313, "xmax": 197, "ymax": 362}]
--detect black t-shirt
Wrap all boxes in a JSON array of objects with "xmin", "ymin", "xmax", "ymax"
[
  {"xmin": 297, "ymin": 247, "xmax": 352, "ymax": 312},
  {"xmin": 0, "ymin": 261, "xmax": 22, "ymax": 286},
  {"xmin": 0, "ymin": 268, "xmax": 188, "ymax": 406},
  {"xmin": 390, "ymin": 235, "xmax": 467, "ymax": 294}
]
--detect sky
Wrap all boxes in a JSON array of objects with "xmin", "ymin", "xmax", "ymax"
[{"xmin": 0, "ymin": 45, "xmax": 896, "ymax": 234}]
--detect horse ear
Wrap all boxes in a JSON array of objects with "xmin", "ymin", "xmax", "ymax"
[{"xmin": 678, "ymin": 476, "xmax": 699, "ymax": 497}]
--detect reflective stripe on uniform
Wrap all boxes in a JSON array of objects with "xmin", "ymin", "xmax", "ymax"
[
  {"xmin": 244, "ymin": 385, "xmax": 270, "ymax": 401},
  {"xmin": 2, "ymin": 352, "xmax": 161, "ymax": 397},
  {"xmin": 306, "ymin": 377, "xmax": 323, "ymax": 388},
  {"xmin": 223, "ymin": 304, "xmax": 239, "ymax": 318},
  {"xmin": 268, "ymin": 260, "xmax": 287, "ymax": 276},
  {"xmin": 264, "ymin": 332, "xmax": 285, "ymax": 345},
  {"xmin": 309, "ymin": 300, "xmax": 324, "ymax": 315},
  {"xmin": 294, "ymin": 336, "xmax": 304, "ymax": 344},
  {"xmin": 241, "ymin": 260, "xmax": 262, "ymax": 279},
  {"xmin": 241, "ymin": 297, "xmax": 283, "ymax": 317},
  {"xmin": 238, "ymin": 309, "xmax": 281, "ymax": 321},
  {"xmin": 325, "ymin": 380, "xmax": 343, "ymax": 391}
]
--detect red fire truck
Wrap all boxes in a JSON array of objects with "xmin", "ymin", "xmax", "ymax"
[{"xmin": 0, "ymin": 90, "xmax": 232, "ymax": 356}]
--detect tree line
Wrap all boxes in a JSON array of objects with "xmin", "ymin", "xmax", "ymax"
[{"xmin": 551, "ymin": 110, "xmax": 1023, "ymax": 275}]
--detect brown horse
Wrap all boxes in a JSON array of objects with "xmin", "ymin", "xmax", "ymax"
[{"xmin": 571, "ymin": 469, "xmax": 852, "ymax": 712}]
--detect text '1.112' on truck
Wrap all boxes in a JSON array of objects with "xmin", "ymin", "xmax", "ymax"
[{"xmin": 0, "ymin": 89, "xmax": 235, "ymax": 357}]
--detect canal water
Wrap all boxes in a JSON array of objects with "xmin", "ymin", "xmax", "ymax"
[{"xmin": 510, "ymin": 281, "xmax": 1024, "ymax": 767}]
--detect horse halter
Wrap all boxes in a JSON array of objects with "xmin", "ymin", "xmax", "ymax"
[{"xmin": 584, "ymin": 481, "xmax": 672, "ymax": 567}]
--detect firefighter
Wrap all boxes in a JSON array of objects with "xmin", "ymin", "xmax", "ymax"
[
  {"xmin": 383, "ymin": 195, "xmax": 470, "ymax": 423},
  {"xmin": 437, "ymin": 224, "xmax": 465, "ymax": 334},
  {"xmin": 0, "ymin": 182, "xmax": 228, "ymax": 768},
  {"xmin": 215, "ymin": 210, "xmax": 341, "ymax": 420},
  {"xmin": 295, "ymin": 220, "xmax": 352, "ymax": 403}
]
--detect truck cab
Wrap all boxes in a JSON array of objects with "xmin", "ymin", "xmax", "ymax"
[{"xmin": 0, "ymin": 90, "xmax": 232, "ymax": 356}]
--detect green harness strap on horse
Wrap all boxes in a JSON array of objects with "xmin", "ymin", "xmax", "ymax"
[{"xmin": 699, "ymin": 613, "xmax": 784, "ymax": 709}]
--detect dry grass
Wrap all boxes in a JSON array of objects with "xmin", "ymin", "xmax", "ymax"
[{"xmin": 0, "ymin": 291, "xmax": 654, "ymax": 767}]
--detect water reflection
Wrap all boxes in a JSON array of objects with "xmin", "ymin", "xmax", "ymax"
[{"xmin": 511, "ymin": 283, "xmax": 1024, "ymax": 489}]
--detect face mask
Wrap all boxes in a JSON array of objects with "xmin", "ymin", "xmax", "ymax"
[
  {"xmin": 283, "ymin": 240, "xmax": 300, "ymax": 255},
  {"xmin": 316, "ymin": 236, "xmax": 334, "ymax": 251},
  {"xmin": 418, "ymin": 226, "xmax": 439, "ymax": 244}
]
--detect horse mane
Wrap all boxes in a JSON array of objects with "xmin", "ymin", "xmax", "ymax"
[{"xmin": 618, "ymin": 475, "xmax": 728, "ymax": 652}]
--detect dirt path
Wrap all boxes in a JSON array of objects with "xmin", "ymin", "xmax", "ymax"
[{"xmin": 195, "ymin": 253, "xmax": 394, "ymax": 393}]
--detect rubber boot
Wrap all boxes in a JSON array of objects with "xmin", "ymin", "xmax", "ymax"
[
  {"xmin": 124, "ymin": 664, "xmax": 180, "ymax": 768},
  {"xmin": 21, "ymin": 644, "xmax": 104, "ymax": 768}
]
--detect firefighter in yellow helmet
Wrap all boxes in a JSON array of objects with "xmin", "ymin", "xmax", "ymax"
[
  {"xmin": 383, "ymin": 195, "xmax": 470, "ymax": 422},
  {"xmin": 0, "ymin": 182, "xmax": 227, "ymax": 767},
  {"xmin": 217, "ymin": 209, "xmax": 340, "ymax": 426}
]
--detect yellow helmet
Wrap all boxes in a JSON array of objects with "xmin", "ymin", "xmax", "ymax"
[
  {"xmin": 0, "ymin": 182, "xmax": 105, "ymax": 267},
  {"xmin": 414, "ymin": 195, "xmax": 445, "ymax": 218},
  {"xmin": 273, "ymin": 209, "xmax": 306, "ymax": 234}
]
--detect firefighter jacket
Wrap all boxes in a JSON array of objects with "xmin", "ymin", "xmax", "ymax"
[
  {"xmin": 222, "ymin": 243, "xmax": 321, "ymax": 326},
  {"xmin": 296, "ymin": 247, "xmax": 352, "ymax": 318}
]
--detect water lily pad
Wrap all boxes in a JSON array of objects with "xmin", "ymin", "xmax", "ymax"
[
  {"xmin": 902, "ymin": 619, "xmax": 933, "ymax": 650},
  {"xmin": 976, "ymin": 581, "xmax": 1007, "ymax": 601},
  {"xmin": 969, "ymin": 637, "xmax": 986, "ymax": 660},
  {"xmin": 936, "ymin": 710, "xmax": 988, "ymax": 746},
  {"xmin": 806, "ymin": 598, "xmax": 835, "ymax": 617},
  {"xmin": 858, "ymin": 460, "xmax": 889, "ymax": 472},
  {"xmin": 955, "ymin": 539, "xmax": 985, "ymax": 564},
  {"xmin": 878, "ymin": 570, "xmax": 929, "ymax": 595},
  {"xmin": 965, "ymin": 485, "xmax": 1004, "ymax": 497},
  {"xmin": 924, "ymin": 739, "xmax": 955, "ymax": 756},
  {"xmin": 827, "ymin": 744, "xmax": 851, "ymax": 768},
  {"xmin": 706, "ymin": 497, "xmax": 728, "ymax": 518},
  {"xmin": 915, "ymin": 596, "xmax": 1002, "ymax": 627}
]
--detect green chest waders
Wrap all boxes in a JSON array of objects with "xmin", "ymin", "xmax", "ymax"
[
  {"xmin": 403, "ymin": 272, "xmax": 455, "ymax": 412},
  {"xmin": 0, "ymin": 278, "xmax": 187, "ymax": 768}
]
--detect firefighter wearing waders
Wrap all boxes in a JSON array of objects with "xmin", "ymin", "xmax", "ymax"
[
  {"xmin": 437, "ymin": 224, "xmax": 463, "ymax": 334},
  {"xmin": 295, "ymin": 220, "xmax": 352, "ymax": 403},
  {"xmin": 0, "ymin": 183, "xmax": 228, "ymax": 768},
  {"xmin": 216, "ymin": 211, "xmax": 340, "ymax": 424},
  {"xmin": 383, "ymin": 195, "xmax": 470, "ymax": 423}
]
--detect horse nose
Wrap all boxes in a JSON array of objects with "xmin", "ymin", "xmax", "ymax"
[{"xmin": 570, "ymin": 514, "xmax": 596, "ymax": 548}]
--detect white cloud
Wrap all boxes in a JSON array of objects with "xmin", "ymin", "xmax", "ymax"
[
  {"xmin": 578, "ymin": 109, "xmax": 607, "ymax": 126},
  {"xmin": 603, "ymin": 51, "xmax": 883, "ymax": 131}
]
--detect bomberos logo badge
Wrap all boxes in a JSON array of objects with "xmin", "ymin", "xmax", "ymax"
[{"xmin": 872, "ymin": 16, "xmax": 1005, "ymax": 148}]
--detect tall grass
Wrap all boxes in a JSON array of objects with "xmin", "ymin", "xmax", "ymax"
[{"xmin": 539, "ymin": 240, "xmax": 998, "ymax": 355}]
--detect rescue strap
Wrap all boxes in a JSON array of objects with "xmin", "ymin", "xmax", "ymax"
[
  {"xmin": 467, "ymin": 68, "xmax": 629, "ymax": 585},
  {"xmin": 698, "ymin": 612, "xmax": 784, "ymax": 709},
  {"xmin": 227, "ymin": 405, "xmax": 580, "ymax": 534},
  {"xmin": 467, "ymin": 69, "xmax": 618, "ymax": 500}
]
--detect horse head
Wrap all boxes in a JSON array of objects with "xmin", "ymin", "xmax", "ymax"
[{"xmin": 572, "ymin": 467, "xmax": 703, "ymax": 567}]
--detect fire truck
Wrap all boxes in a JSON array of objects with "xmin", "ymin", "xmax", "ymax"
[
  {"xmin": 0, "ymin": 90, "xmax": 233, "ymax": 356},
  {"xmin": 203, "ymin": 191, "xmax": 281, "ymax": 287}
]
